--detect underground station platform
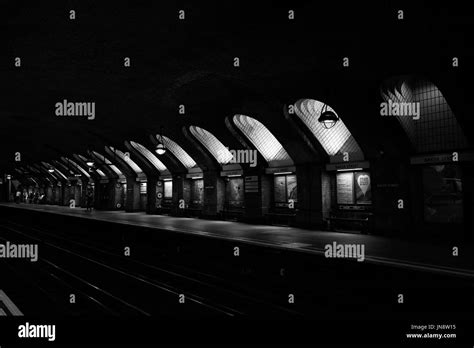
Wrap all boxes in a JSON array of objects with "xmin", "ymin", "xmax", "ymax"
[
  {"xmin": 1, "ymin": 1, "xmax": 474, "ymax": 345},
  {"xmin": 1, "ymin": 201, "xmax": 474, "ymax": 343},
  {"xmin": 1, "ymin": 202, "xmax": 474, "ymax": 275}
]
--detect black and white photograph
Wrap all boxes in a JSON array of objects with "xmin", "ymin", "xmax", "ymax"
[{"xmin": 0, "ymin": 1, "xmax": 473, "ymax": 346}]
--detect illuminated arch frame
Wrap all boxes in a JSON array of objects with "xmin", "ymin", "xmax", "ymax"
[
  {"xmin": 189, "ymin": 126, "xmax": 235, "ymax": 166},
  {"xmin": 293, "ymin": 99, "xmax": 364, "ymax": 162},
  {"xmin": 232, "ymin": 114, "xmax": 293, "ymax": 168},
  {"xmin": 129, "ymin": 141, "xmax": 169, "ymax": 174}
]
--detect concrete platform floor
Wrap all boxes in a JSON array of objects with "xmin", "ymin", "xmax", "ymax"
[{"xmin": 1, "ymin": 202, "xmax": 473, "ymax": 278}]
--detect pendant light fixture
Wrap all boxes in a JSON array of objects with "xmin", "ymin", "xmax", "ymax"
[
  {"xmin": 318, "ymin": 103, "xmax": 339, "ymax": 129},
  {"xmin": 156, "ymin": 126, "xmax": 166, "ymax": 155}
]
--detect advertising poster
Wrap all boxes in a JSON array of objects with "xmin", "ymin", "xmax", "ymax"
[
  {"xmin": 287, "ymin": 175, "xmax": 298, "ymax": 202},
  {"xmin": 227, "ymin": 178, "xmax": 244, "ymax": 208},
  {"xmin": 191, "ymin": 179, "xmax": 204, "ymax": 204},
  {"xmin": 274, "ymin": 176, "xmax": 286, "ymax": 203},
  {"xmin": 336, "ymin": 172, "xmax": 354, "ymax": 204},
  {"xmin": 164, "ymin": 181, "xmax": 173, "ymax": 198},
  {"xmin": 355, "ymin": 172, "xmax": 372, "ymax": 204}
]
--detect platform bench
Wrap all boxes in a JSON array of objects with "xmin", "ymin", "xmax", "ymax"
[
  {"xmin": 265, "ymin": 212, "xmax": 296, "ymax": 226},
  {"xmin": 327, "ymin": 215, "xmax": 372, "ymax": 234},
  {"xmin": 220, "ymin": 210, "xmax": 245, "ymax": 221}
]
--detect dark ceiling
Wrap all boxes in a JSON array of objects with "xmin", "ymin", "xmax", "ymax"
[{"xmin": 1, "ymin": 0, "xmax": 473, "ymax": 173}]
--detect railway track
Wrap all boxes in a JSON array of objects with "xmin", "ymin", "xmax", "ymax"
[{"xmin": 0, "ymin": 219, "xmax": 304, "ymax": 318}]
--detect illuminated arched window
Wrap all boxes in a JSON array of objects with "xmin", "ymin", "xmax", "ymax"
[
  {"xmin": 160, "ymin": 136, "xmax": 197, "ymax": 169},
  {"xmin": 27, "ymin": 165, "xmax": 41, "ymax": 174},
  {"xmin": 189, "ymin": 126, "xmax": 233, "ymax": 165},
  {"xmin": 52, "ymin": 160, "xmax": 73, "ymax": 177},
  {"xmin": 294, "ymin": 99, "xmax": 364, "ymax": 159},
  {"xmin": 42, "ymin": 162, "xmax": 67, "ymax": 180},
  {"xmin": 62, "ymin": 157, "xmax": 90, "ymax": 178},
  {"xmin": 108, "ymin": 147, "xmax": 143, "ymax": 175},
  {"xmin": 76, "ymin": 154, "xmax": 107, "ymax": 177},
  {"xmin": 233, "ymin": 115, "xmax": 293, "ymax": 167},
  {"xmin": 130, "ymin": 141, "xmax": 168, "ymax": 172},
  {"xmin": 380, "ymin": 78, "xmax": 468, "ymax": 153},
  {"xmin": 91, "ymin": 151, "xmax": 123, "ymax": 176}
]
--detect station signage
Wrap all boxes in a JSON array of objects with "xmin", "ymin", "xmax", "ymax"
[
  {"xmin": 326, "ymin": 161, "xmax": 370, "ymax": 171},
  {"xmin": 244, "ymin": 176, "xmax": 259, "ymax": 193},
  {"xmin": 410, "ymin": 151, "xmax": 474, "ymax": 165},
  {"xmin": 186, "ymin": 173, "xmax": 203, "ymax": 179},
  {"xmin": 220, "ymin": 169, "xmax": 243, "ymax": 177},
  {"xmin": 265, "ymin": 166, "xmax": 296, "ymax": 175}
]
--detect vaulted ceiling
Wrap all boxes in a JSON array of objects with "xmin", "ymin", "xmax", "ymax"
[{"xmin": 1, "ymin": 1, "xmax": 473, "ymax": 174}]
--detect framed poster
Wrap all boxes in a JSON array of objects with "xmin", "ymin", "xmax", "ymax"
[
  {"xmin": 226, "ymin": 177, "xmax": 244, "ymax": 208},
  {"xmin": 336, "ymin": 172, "xmax": 354, "ymax": 204},
  {"xmin": 164, "ymin": 181, "xmax": 173, "ymax": 198},
  {"xmin": 286, "ymin": 175, "xmax": 297, "ymax": 202},
  {"xmin": 191, "ymin": 179, "xmax": 204, "ymax": 204},
  {"xmin": 274, "ymin": 175, "xmax": 286, "ymax": 203},
  {"xmin": 355, "ymin": 172, "xmax": 372, "ymax": 204}
]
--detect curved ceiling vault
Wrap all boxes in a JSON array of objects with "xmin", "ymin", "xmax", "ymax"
[
  {"xmin": 130, "ymin": 141, "xmax": 168, "ymax": 173},
  {"xmin": 294, "ymin": 99, "xmax": 364, "ymax": 161},
  {"xmin": 189, "ymin": 126, "xmax": 234, "ymax": 165},
  {"xmin": 159, "ymin": 135, "xmax": 198, "ymax": 170},
  {"xmin": 233, "ymin": 114, "xmax": 293, "ymax": 167}
]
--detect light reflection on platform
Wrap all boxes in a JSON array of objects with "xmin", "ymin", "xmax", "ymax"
[{"xmin": 1, "ymin": 202, "xmax": 474, "ymax": 278}]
